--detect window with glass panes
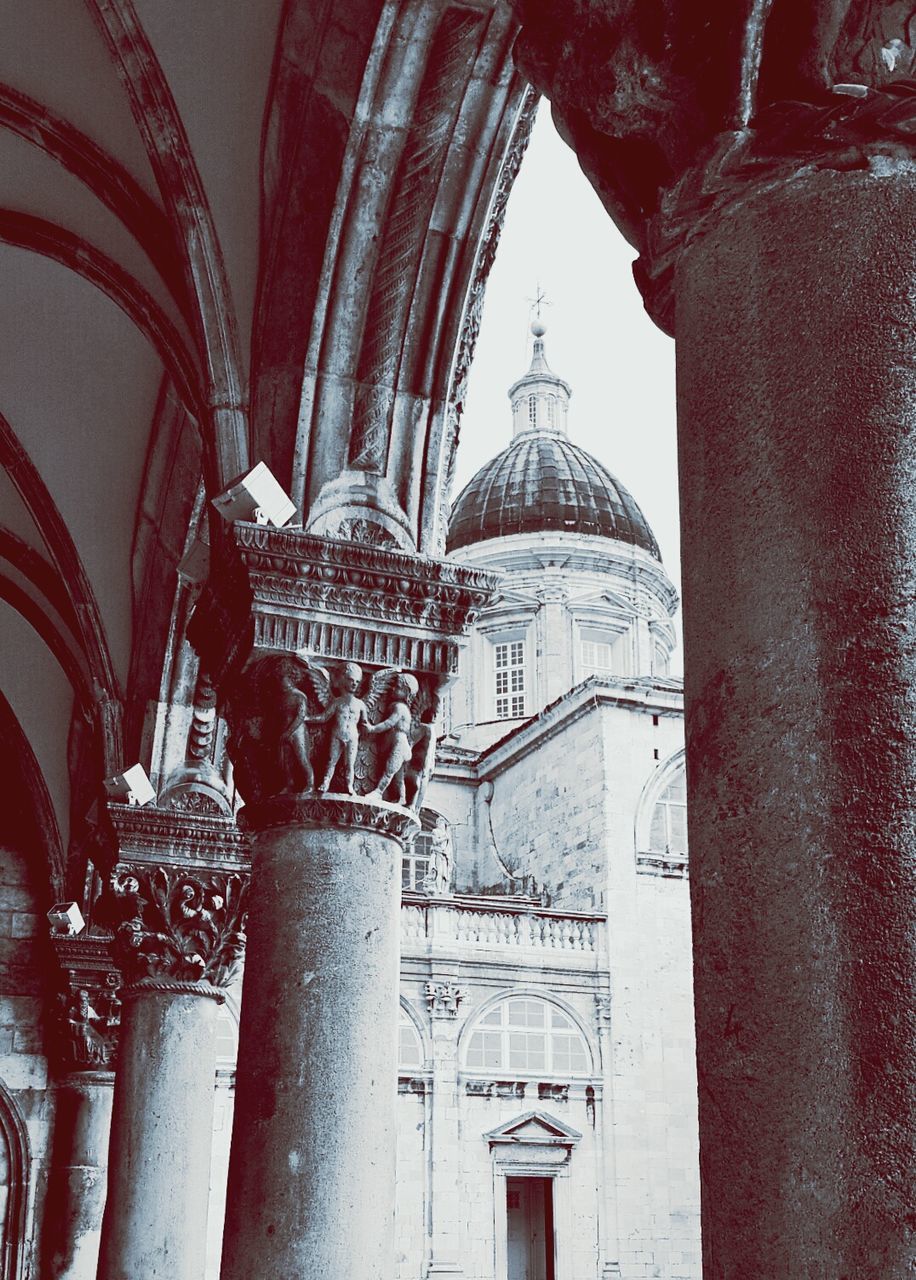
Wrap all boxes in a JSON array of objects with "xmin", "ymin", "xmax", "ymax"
[
  {"xmin": 528, "ymin": 394, "xmax": 537, "ymax": 427},
  {"xmin": 581, "ymin": 633, "xmax": 618, "ymax": 677},
  {"xmin": 494, "ymin": 640, "xmax": 525, "ymax": 719},
  {"xmin": 649, "ymin": 769, "xmax": 688, "ymax": 857},
  {"xmin": 398, "ymin": 1011, "xmax": 423, "ymax": 1069},
  {"xmin": 465, "ymin": 997, "xmax": 589, "ymax": 1075}
]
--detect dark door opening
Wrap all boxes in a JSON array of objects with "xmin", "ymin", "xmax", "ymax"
[{"xmin": 506, "ymin": 1176, "xmax": 555, "ymax": 1280}]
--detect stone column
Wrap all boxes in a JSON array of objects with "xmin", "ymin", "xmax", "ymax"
[
  {"xmin": 512, "ymin": 12, "xmax": 916, "ymax": 1276},
  {"xmin": 41, "ymin": 934, "xmax": 120, "ymax": 1279},
  {"xmin": 94, "ymin": 836, "xmax": 247, "ymax": 1280},
  {"xmin": 674, "ymin": 159, "xmax": 916, "ymax": 1279},
  {"xmin": 189, "ymin": 525, "xmax": 493, "ymax": 1280},
  {"xmin": 424, "ymin": 979, "xmax": 466, "ymax": 1278}
]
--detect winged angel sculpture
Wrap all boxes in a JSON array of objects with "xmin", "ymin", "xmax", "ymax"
[{"xmin": 227, "ymin": 654, "xmax": 435, "ymax": 808}]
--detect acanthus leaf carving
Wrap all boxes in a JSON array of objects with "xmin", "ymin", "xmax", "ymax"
[{"xmin": 98, "ymin": 866, "xmax": 248, "ymax": 988}]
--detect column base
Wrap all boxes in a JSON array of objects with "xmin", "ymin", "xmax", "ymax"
[{"xmin": 601, "ymin": 1265, "xmax": 622, "ymax": 1278}]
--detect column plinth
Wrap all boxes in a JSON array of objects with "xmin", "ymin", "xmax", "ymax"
[{"xmin": 191, "ymin": 525, "xmax": 494, "ymax": 1279}]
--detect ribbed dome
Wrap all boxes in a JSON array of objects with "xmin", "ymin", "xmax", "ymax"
[{"xmin": 447, "ymin": 432, "xmax": 661, "ymax": 558}]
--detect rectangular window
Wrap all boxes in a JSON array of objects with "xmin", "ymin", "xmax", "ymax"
[
  {"xmin": 494, "ymin": 640, "xmax": 526, "ymax": 719},
  {"xmin": 581, "ymin": 638, "xmax": 615, "ymax": 674}
]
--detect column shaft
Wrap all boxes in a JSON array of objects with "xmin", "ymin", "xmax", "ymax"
[
  {"xmin": 676, "ymin": 167, "xmax": 916, "ymax": 1278},
  {"xmin": 40, "ymin": 1073, "xmax": 113, "ymax": 1279},
  {"xmin": 220, "ymin": 823, "xmax": 401, "ymax": 1280},
  {"xmin": 97, "ymin": 990, "xmax": 219, "ymax": 1280}
]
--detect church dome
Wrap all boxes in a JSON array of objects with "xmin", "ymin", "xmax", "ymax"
[
  {"xmin": 447, "ymin": 319, "xmax": 661, "ymax": 559},
  {"xmin": 447, "ymin": 432, "xmax": 661, "ymax": 557}
]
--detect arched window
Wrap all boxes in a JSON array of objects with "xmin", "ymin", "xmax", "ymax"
[
  {"xmin": 465, "ymin": 997, "xmax": 590, "ymax": 1076},
  {"xmin": 528, "ymin": 394, "xmax": 537, "ymax": 427},
  {"xmin": 398, "ymin": 1009, "xmax": 424, "ymax": 1070},
  {"xmin": 546, "ymin": 394, "xmax": 556, "ymax": 427},
  {"xmin": 649, "ymin": 769, "xmax": 687, "ymax": 857}
]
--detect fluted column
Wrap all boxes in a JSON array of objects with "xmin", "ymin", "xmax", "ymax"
[
  {"xmin": 190, "ymin": 525, "xmax": 493, "ymax": 1279},
  {"xmin": 513, "ymin": 9, "xmax": 916, "ymax": 1276},
  {"xmin": 95, "ymin": 842, "xmax": 247, "ymax": 1280}
]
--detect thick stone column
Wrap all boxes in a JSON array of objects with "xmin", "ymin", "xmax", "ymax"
[
  {"xmin": 674, "ymin": 162, "xmax": 916, "ymax": 1278},
  {"xmin": 98, "ymin": 980, "xmax": 221, "ymax": 1280},
  {"xmin": 42, "ymin": 1073, "xmax": 114, "ymax": 1278},
  {"xmin": 190, "ymin": 524, "xmax": 493, "ymax": 1279},
  {"xmin": 512, "ymin": 10, "xmax": 916, "ymax": 1276},
  {"xmin": 94, "ymin": 826, "xmax": 248, "ymax": 1280},
  {"xmin": 220, "ymin": 804, "xmax": 404, "ymax": 1278},
  {"xmin": 41, "ymin": 933, "xmax": 120, "ymax": 1279}
]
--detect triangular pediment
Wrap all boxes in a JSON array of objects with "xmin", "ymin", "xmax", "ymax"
[{"xmin": 484, "ymin": 1110, "xmax": 582, "ymax": 1147}]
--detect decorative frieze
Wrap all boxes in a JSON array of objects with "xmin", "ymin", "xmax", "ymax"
[
  {"xmin": 105, "ymin": 802, "xmax": 249, "ymax": 873},
  {"xmin": 424, "ymin": 980, "xmax": 466, "ymax": 1019}
]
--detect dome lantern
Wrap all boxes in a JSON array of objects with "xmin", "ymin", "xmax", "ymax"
[{"xmin": 508, "ymin": 320, "xmax": 572, "ymax": 437}]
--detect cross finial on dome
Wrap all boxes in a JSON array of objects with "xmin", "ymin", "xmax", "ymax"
[{"xmin": 527, "ymin": 283, "xmax": 550, "ymax": 336}]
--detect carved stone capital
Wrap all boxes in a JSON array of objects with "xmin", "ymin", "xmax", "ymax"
[
  {"xmin": 513, "ymin": 1, "xmax": 916, "ymax": 331},
  {"xmin": 51, "ymin": 933, "xmax": 121, "ymax": 1072},
  {"xmin": 425, "ymin": 981, "xmax": 466, "ymax": 1019},
  {"xmin": 189, "ymin": 527, "xmax": 497, "ymax": 825},
  {"xmin": 95, "ymin": 864, "xmax": 248, "ymax": 989}
]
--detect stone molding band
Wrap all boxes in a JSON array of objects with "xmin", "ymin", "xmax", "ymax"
[
  {"xmin": 119, "ymin": 978, "xmax": 227, "ymax": 1004},
  {"xmin": 640, "ymin": 79, "xmax": 916, "ymax": 333},
  {"xmin": 238, "ymin": 793, "xmax": 419, "ymax": 843}
]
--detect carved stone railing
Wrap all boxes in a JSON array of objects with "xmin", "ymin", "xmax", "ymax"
[{"xmin": 401, "ymin": 893, "xmax": 605, "ymax": 961}]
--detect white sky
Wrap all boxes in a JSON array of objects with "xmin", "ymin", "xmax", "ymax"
[{"xmin": 454, "ymin": 105, "xmax": 683, "ymax": 671}]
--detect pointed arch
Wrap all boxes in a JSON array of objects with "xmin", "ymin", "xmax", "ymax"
[{"xmin": 0, "ymin": 1078, "xmax": 32, "ymax": 1280}]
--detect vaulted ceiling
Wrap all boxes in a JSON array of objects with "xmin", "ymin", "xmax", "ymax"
[{"xmin": 0, "ymin": 0, "xmax": 530, "ymax": 892}]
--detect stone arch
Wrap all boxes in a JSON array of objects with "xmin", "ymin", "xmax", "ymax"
[
  {"xmin": 0, "ymin": 1079, "xmax": 30, "ymax": 1280},
  {"xmin": 634, "ymin": 748, "xmax": 686, "ymax": 852},
  {"xmin": 398, "ymin": 996, "xmax": 429, "ymax": 1071}
]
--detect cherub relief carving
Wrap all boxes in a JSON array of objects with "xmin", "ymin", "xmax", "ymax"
[
  {"xmin": 363, "ymin": 670, "xmax": 419, "ymax": 805},
  {"xmin": 226, "ymin": 652, "xmax": 442, "ymax": 809}
]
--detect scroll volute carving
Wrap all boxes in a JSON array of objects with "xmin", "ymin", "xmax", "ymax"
[
  {"xmin": 97, "ymin": 867, "xmax": 248, "ymax": 987},
  {"xmin": 224, "ymin": 653, "xmax": 442, "ymax": 812}
]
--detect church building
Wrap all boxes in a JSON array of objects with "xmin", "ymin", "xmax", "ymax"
[{"xmin": 388, "ymin": 323, "xmax": 699, "ymax": 1279}]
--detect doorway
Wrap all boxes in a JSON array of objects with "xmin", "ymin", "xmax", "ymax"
[{"xmin": 506, "ymin": 1177, "xmax": 555, "ymax": 1280}]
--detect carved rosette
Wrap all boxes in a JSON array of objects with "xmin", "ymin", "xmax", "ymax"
[
  {"xmin": 97, "ymin": 865, "xmax": 248, "ymax": 994},
  {"xmin": 190, "ymin": 526, "xmax": 496, "ymax": 839}
]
